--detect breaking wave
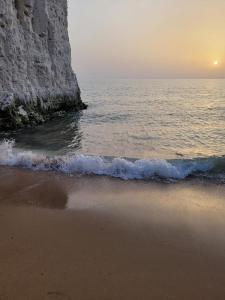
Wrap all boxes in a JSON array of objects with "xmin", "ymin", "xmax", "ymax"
[{"xmin": 0, "ymin": 140, "xmax": 224, "ymax": 182}]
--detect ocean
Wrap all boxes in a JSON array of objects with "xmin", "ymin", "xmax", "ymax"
[{"xmin": 1, "ymin": 78, "xmax": 225, "ymax": 182}]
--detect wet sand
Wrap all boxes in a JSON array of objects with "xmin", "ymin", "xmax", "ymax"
[{"xmin": 0, "ymin": 167, "xmax": 225, "ymax": 300}]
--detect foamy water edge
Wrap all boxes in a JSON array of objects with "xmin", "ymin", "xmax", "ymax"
[{"xmin": 0, "ymin": 140, "xmax": 223, "ymax": 182}]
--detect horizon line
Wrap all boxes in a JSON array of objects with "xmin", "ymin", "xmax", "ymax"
[{"xmin": 77, "ymin": 76, "xmax": 225, "ymax": 81}]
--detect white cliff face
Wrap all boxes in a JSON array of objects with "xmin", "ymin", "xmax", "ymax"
[{"xmin": 0, "ymin": 0, "xmax": 85, "ymax": 129}]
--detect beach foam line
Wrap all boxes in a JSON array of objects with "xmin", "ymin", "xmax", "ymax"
[{"xmin": 0, "ymin": 140, "xmax": 221, "ymax": 181}]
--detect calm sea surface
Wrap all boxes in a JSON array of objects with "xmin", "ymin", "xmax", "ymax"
[{"xmin": 6, "ymin": 79, "xmax": 225, "ymax": 160}]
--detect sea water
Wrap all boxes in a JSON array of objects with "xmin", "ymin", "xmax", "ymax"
[{"xmin": 1, "ymin": 79, "xmax": 225, "ymax": 181}]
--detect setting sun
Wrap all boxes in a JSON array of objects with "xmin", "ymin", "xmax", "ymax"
[{"xmin": 213, "ymin": 60, "xmax": 219, "ymax": 66}]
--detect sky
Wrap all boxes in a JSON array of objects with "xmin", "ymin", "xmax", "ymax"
[{"xmin": 68, "ymin": 0, "xmax": 225, "ymax": 79}]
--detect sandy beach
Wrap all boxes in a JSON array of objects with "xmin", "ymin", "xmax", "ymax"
[{"xmin": 0, "ymin": 167, "xmax": 225, "ymax": 300}]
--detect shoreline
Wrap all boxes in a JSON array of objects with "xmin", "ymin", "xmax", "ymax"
[{"xmin": 0, "ymin": 167, "xmax": 225, "ymax": 299}]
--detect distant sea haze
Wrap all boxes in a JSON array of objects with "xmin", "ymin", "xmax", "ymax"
[{"xmin": 1, "ymin": 79, "xmax": 225, "ymax": 182}]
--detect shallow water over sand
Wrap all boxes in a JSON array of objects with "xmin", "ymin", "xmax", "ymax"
[{"xmin": 1, "ymin": 166, "xmax": 225, "ymax": 250}]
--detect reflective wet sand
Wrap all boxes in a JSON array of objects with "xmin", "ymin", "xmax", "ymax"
[{"xmin": 0, "ymin": 167, "xmax": 225, "ymax": 299}]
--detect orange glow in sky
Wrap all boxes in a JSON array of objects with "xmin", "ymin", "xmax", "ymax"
[{"xmin": 68, "ymin": 0, "xmax": 225, "ymax": 79}]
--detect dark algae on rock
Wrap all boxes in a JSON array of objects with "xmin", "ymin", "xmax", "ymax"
[{"xmin": 0, "ymin": 0, "xmax": 87, "ymax": 129}]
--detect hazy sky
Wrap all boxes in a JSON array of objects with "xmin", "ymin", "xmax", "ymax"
[{"xmin": 68, "ymin": 0, "xmax": 225, "ymax": 79}]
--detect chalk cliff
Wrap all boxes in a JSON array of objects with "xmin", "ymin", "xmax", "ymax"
[{"xmin": 0, "ymin": 0, "xmax": 86, "ymax": 129}]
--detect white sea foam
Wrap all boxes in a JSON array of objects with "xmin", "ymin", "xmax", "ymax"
[{"xmin": 0, "ymin": 140, "xmax": 215, "ymax": 181}]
